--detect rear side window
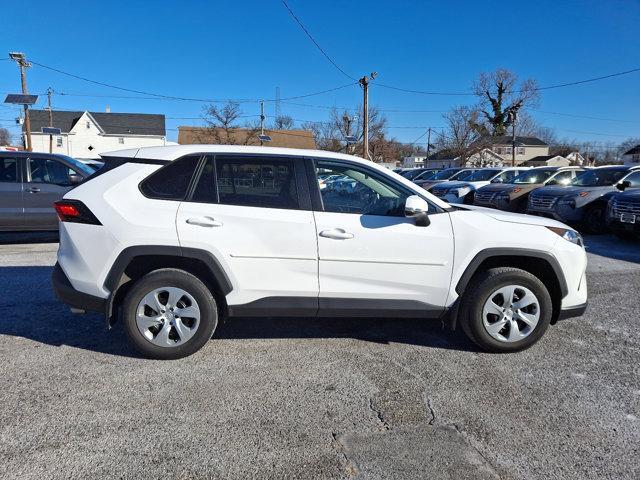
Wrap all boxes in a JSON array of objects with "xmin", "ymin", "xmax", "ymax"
[
  {"xmin": 192, "ymin": 156, "xmax": 299, "ymax": 209},
  {"xmin": 0, "ymin": 157, "xmax": 18, "ymax": 183},
  {"xmin": 140, "ymin": 155, "xmax": 200, "ymax": 200}
]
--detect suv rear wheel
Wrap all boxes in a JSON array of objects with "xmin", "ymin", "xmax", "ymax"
[
  {"xmin": 459, "ymin": 267, "xmax": 552, "ymax": 353},
  {"xmin": 122, "ymin": 269, "xmax": 218, "ymax": 360}
]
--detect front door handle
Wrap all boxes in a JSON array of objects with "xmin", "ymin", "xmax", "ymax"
[
  {"xmin": 319, "ymin": 228, "xmax": 354, "ymax": 240},
  {"xmin": 186, "ymin": 216, "xmax": 223, "ymax": 228},
  {"xmin": 25, "ymin": 187, "xmax": 41, "ymax": 193}
]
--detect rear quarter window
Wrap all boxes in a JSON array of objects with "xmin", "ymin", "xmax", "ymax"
[{"xmin": 139, "ymin": 155, "xmax": 201, "ymax": 200}]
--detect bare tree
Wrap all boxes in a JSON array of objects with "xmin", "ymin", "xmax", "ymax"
[
  {"xmin": 273, "ymin": 115, "xmax": 294, "ymax": 130},
  {"xmin": 472, "ymin": 69, "xmax": 539, "ymax": 136},
  {"xmin": 0, "ymin": 128, "xmax": 11, "ymax": 145},
  {"xmin": 435, "ymin": 106, "xmax": 480, "ymax": 162},
  {"xmin": 202, "ymin": 101, "xmax": 243, "ymax": 144}
]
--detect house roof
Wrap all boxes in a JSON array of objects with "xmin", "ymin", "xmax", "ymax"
[
  {"xmin": 427, "ymin": 149, "xmax": 458, "ymax": 160},
  {"xmin": 624, "ymin": 145, "xmax": 640, "ymax": 155},
  {"xmin": 178, "ymin": 126, "xmax": 316, "ymax": 149},
  {"xmin": 524, "ymin": 155, "xmax": 558, "ymax": 163},
  {"xmin": 474, "ymin": 136, "xmax": 549, "ymax": 147},
  {"xmin": 25, "ymin": 110, "xmax": 166, "ymax": 136}
]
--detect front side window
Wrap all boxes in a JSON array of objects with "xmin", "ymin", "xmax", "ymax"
[
  {"xmin": 140, "ymin": 155, "xmax": 200, "ymax": 200},
  {"xmin": 546, "ymin": 170, "xmax": 573, "ymax": 186},
  {"xmin": 467, "ymin": 169, "xmax": 501, "ymax": 182},
  {"xmin": 0, "ymin": 157, "xmax": 18, "ymax": 183},
  {"xmin": 316, "ymin": 161, "xmax": 413, "ymax": 216},
  {"xmin": 622, "ymin": 171, "xmax": 640, "ymax": 188},
  {"xmin": 28, "ymin": 158, "xmax": 77, "ymax": 185},
  {"xmin": 450, "ymin": 169, "xmax": 475, "ymax": 181},
  {"xmin": 208, "ymin": 156, "xmax": 299, "ymax": 209},
  {"xmin": 513, "ymin": 169, "xmax": 555, "ymax": 184},
  {"xmin": 571, "ymin": 168, "xmax": 628, "ymax": 187}
]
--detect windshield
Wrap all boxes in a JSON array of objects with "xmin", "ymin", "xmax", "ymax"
[
  {"xmin": 571, "ymin": 168, "xmax": 628, "ymax": 187},
  {"xmin": 513, "ymin": 169, "xmax": 555, "ymax": 184},
  {"xmin": 59, "ymin": 155, "xmax": 94, "ymax": 176},
  {"xmin": 466, "ymin": 169, "xmax": 501, "ymax": 181},
  {"xmin": 431, "ymin": 168, "xmax": 460, "ymax": 180},
  {"xmin": 450, "ymin": 169, "xmax": 474, "ymax": 181}
]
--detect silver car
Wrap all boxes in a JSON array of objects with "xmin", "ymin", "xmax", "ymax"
[{"xmin": 0, "ymin": 151, "xmax": 93, "ymax": 231}]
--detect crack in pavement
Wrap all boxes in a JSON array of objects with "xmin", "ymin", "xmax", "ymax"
[
  {"xmin": 331, "ymin": 432, "xmax": 358, "ymax": 478},
  {"xmin": 368, "ymin": 398, "xmax": 390, "ymax": 431}
]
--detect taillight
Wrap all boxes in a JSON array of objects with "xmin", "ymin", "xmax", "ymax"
[{"xmin": 54, "ymin": 200, "xmax": 102, "ymax": 225}]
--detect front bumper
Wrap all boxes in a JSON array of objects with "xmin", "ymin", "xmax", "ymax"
[{"xmin": 52, "ymin": 263, "xmax": 106, "ymax": 313}]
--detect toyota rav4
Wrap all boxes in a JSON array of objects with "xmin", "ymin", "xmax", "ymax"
[{"xmin": 52, "ymin": 146, "xmax": 588, "ymax": 359}]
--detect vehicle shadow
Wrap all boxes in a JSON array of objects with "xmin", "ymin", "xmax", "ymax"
[
  {"xmin": 0, "ymin": 266, "xmax": 478, "ymax": 358},
  {"xmin": 583, "ymin": 234, "xmax": 640, "ymax": 264},
  {"xmin": 0, "ymin": 232, "xmax": 59, "ymax": 245}
]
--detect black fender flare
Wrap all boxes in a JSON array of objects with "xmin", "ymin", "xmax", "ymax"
[
  {"xmin": 104, "ymin": 245, "xmax": 232, "ymax": 320},
  {"xmin": 454, "ymin": 248, "xmax": 568, "ymax": 298}
]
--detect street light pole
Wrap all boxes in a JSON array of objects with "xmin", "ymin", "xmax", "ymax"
[
  {"xmin": 9, "ymin": 53, "xmax": 33, "ymax": 151},
  {"xmin": 509, "ymin": 110, "xmax": 517, "ymax": 167},
  {"xmin": 47, "ymin": 87, "xmax": 53, "ymax": 153}
]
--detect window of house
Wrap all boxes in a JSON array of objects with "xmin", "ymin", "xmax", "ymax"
[
  {"xmin": 316, "ymin": 161, "xmax": 414, "ymax": 216},
  {"xmin": 86, "ymin": 121, "xmax": 90, "ymax": 129},
  {"xmin": 505, "ymin": 147, "xmax": 512, "ymax": 155},
  {"xmin": 56, "ymin": 137, "xmax": 63, "ymax": 147},
  {"xmin": 0, "ymin": 157, "xmax": 18, "ymax": 183},
  {"xmin": 205, "ymin": 156, "xmax": 299, "ymax": 209},
  {"xmin": 118, "ymin": 137, "xmax": 124, "ymax": 144},
  {"xmin": 517, "ymin": 147, "xmax": 525, "ymax": 155},
  {"xmin": 139, "ymin": 155, "xmax": 200, "ymax": 200}
]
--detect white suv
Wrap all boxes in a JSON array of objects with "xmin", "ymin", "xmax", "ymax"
[{"xmin": 52, "ymin": 146, "xmax": 588, "ymax": 359}]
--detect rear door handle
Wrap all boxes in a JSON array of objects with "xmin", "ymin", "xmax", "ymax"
[
  {"xmin": 25, "ymin": 187, "xmax": 41, "ymax": 193},
  {"xmin": 186, "ymin": 216, "xmax": 223, "ymax": 228},
  {"xmin": 319, "ymin": 228, "xmax": 354, "ymax": 240}
]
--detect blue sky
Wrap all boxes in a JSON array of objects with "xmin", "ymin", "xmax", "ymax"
[{"xmin": 1, "ymin": 0, "xmax": 639, "ymax": 147}]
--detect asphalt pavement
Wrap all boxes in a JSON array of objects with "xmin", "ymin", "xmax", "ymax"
[{"xmin": 0, "ymin": 234, "xmax": 638, "ymax": 479}]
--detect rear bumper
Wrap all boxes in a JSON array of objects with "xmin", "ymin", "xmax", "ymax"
[
  {"xmin": 52, "ymin": 263, "xmax": 106, "ymax": 313},
  {"xmin": 557, "ymin": 302, "xmax": 588, "ymax": 321}
]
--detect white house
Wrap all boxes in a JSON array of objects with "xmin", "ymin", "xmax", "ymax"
[
  {"xmin": 25, "ymin": 110, "xmax": 167, "ymax": 159},
  {"xmin": 401, "ymin": 156, "xmax": 428, "ymax": 168},
  {"xmin": 623, "ymin": 145, "xmax": 640, "ymax": 165}
]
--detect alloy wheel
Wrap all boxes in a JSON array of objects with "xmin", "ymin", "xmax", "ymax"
[
  {"xmin": 482, "ymin": 285, "xmax": 540, "ymax": 343},
  {"xmin": 135, "ymin": 287, "xmax": 201, "ymax": 347}
]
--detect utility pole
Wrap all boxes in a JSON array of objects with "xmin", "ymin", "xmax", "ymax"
[
  {"xmin": 46, "ymin": 87, "xmax": 53, "ymax": 153},
  {"xmin": 359, "ymin": 72, "xmax": 377, "ymax": 160},
  {"xmin": 9, "ymin": 52, "xmax": 33, "ymax": 151},
  {"xmin": 509, "ymin": 110, "xmax": 517, "ymax": 167},
  {"xmin": 425, "ymin": 128, "xmax": 432, "ymax": 165}
]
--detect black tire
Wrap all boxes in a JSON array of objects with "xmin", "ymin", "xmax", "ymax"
[
  {"xmin": 459, "ymin": 267, "xmax": 553, "ymax": 353},
  {"xmin": 582, "ymin": 204, "xmax": 608, "ymax": 235},
  {"xmin": 122, "ymin": 268, "xmax": 218, "ymax": 360},
  {"xmin": 614, "ymin": 230, "xmax": 638, "ymax": 241}
]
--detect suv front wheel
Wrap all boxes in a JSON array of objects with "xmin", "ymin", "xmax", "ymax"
[
  {"xmin": 122, "ymin": 269, "xmax": 219, "ymax": 360},
  {"xmin": 459, "ymin": 267, "xmax": 552, "ymax": 353}
]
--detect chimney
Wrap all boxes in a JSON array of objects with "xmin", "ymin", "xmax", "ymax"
[{"xmin": 105, "ymin": 105, "xmax": 110, "ymax": 113}]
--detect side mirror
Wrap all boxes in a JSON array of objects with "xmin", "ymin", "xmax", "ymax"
[
  {"xmin": 68, "ymin": 174, "xmax": 83, "ymax": 185},
  {"xmin": 617, "ymin": 180, "xmax": 630, "ymax": 191},
  {"xmin": 405, "ymin": 195, "xmax": 430, "ymax": 227}
]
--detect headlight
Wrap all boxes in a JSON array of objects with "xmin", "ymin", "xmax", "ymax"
[
  {"xmin": 558, "ymin": 196, "xmax": 576, "ymax": 208},
  {"xmin": 546, "ymin": 226, "xmax": 583, "ymax": 246}
]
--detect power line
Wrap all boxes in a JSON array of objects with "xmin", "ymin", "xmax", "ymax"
[
  {"xmin": 373, "ymin": 66, "xmax": 640, "ymax": 96},
  {"xmin": 528, "ymin": 108, "xmax": 639, "ymax": 124},
  {"xmin": 29, "ymin": 60, "xmax": 357, "ymax": 103},
  {"xmin": 280, "ymin": 1, "xmax": 356, "ymax": 81}
]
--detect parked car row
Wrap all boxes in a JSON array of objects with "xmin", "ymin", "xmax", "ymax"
[{"xmin": 402, "ymin": 164, "xmax": 640, "ymax": 238}]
